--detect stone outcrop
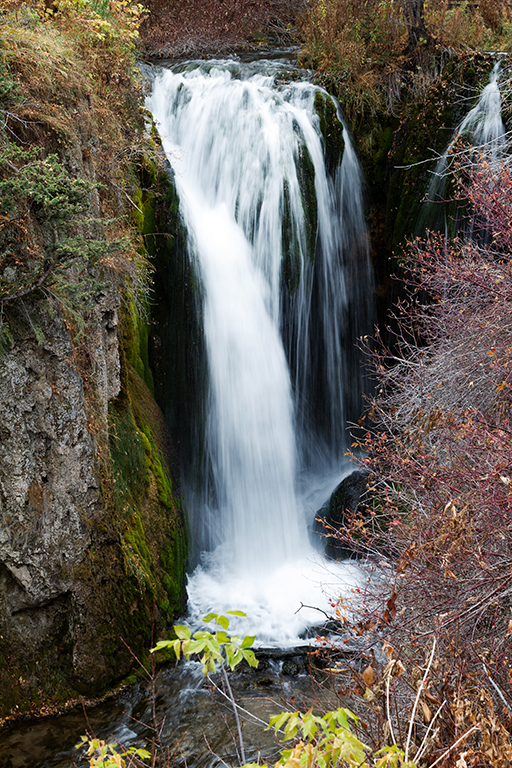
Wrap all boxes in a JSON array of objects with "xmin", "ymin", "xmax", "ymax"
[
  {"xmin": 0, "ymin": 12, "xmax": 187, "ymax": 716},
  {"xmin": 315, "ymin": 470, "xmax": 369, "ymax": 560}
]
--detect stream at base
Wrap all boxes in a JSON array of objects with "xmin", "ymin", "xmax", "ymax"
[{"xmin": 0, "ymin": 643, "xmax": 370, "ymax": 767}]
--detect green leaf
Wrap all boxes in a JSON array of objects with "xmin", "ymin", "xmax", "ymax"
[
  {"xmin": 174, "ymin": 624, "xmax": 192, "ymax": 640},
  {"xmin": 241, "ymin": 648, "xmax": 259, "ymax": 668},
  {"xmin": 278, "ymin": 748, "xmax": 293, "ymax": 763},
  {"xmin": 127, "ymin": 747, "xmax": 152, "ymax": 759},
  {"xmin": 205, "ymin": 638, "xmax": 224, "ymax": 660},
  {"xmin": 240, "ymin": 634, "xmax": 255, "ymax": 649},
  {"xmin": 224, "ymin": 643, "xmax": 240, "ymax": 666},
  {"xmin": 150, "ymin": 639, "xmax": 174, "ymax": 653},
  {"xmin": 202, "ymin": 612, "xmax": 218, "ymax": 623},
  {"xmin": 217, "ymin": 614, "xmax": 229, "ymax": 630},
  {"xmin": 301, "ymin": 712, "xmax": 319, "ymax": 740},
  {"xmin": 269, "ymin": 711, "xmax": 293, "ymax": 733},
  {"xmin": 188, "ymin": 638, "xmax": 207, "ymax": 655},
  {"xmin": 334, "ymin": 707, "xmax": 358, "ymax": 731},
  {"xmin": 226, "ymin": 610, "xmax": 247, "ymax": 617},
  {"xmin": 284, "ymin": 713, "xmax": 301, "ymax": 740},
  {"xmin": 225, "ymin": 644, "xmax": 235, "ymax": 669}
]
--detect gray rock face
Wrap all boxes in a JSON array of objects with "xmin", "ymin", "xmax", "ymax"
[{"xmin": 0, "ymin": 288, "xmax": 123, "ymax": 699}]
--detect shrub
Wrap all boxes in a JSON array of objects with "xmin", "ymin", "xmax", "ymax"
[
  {"xmin": 344, "ymin": 152, "xmax": 512, "ymax": 765},
  {"xmin": 297, "ymin": 0, "xmax": 512, "ymax": 121}
]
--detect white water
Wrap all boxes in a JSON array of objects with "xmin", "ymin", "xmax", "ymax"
[
  {"xmin": 419, "ymin": 61, "xmax": 506, "ymax": 234},
  {"xmin": 148, "ymin": 59, "xmax": 372, "ymax": 644}
]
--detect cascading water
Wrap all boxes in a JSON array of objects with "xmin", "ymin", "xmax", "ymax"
[
  {"xmin": 418, "ymin": 60, "xmax": 506, "ymax": 235},
  {"xmin": 148, "ymin": 58, "xmax": 374, "ymax": 644}
]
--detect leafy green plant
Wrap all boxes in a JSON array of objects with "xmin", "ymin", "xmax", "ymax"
[
  {"xmin": 151, "ymin": 610, "xmax": 258, "ymax": 674},
  {"xmin": 76, "ymin": 736, "xmax": 150, "ymax": 767},
  {"xmin": 239, "ymin": 708, "xmax": 417, "ymax": 768},
  {"xmin": 77, "ymin": 611, "xmax": 259, "ymax": 767},
  {"xmin": 152, "ymin": 610, "xmax": 258, "ymax": 764}
]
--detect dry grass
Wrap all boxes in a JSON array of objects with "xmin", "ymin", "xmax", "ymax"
[
  {"xmin": 297, "ymin": 0, "xmax": 512, "ymax": 120},
  {"xmin": 0, "ymin": 0, "xmax": 153, "ymax": 328}
]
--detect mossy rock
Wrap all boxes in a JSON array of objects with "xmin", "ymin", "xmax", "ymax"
[{"xmin": 387, "ymin": 54, "xmax": 497, "ymax": 256}]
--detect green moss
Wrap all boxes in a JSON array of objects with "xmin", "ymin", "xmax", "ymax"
[
  {"xmin": 314, "ymin": 90, "xmax": 345, "ymax": 176},
  {"xmin": 109, "ymin": 404, "xmax": 149, "ymax": 518},
  {"xmin": 106, "ymin": 171, "xmax": 189, "ymax": 630},
  {"xmin": 108, "ymin": 350, "xmax": 188, "ymax": 623},
  {"xmin": 387, "ymin": 55, "xmax": 495, "ymax": 254},
  {"xmin": 121, "ymin": 295, "xmax": 154, "ymax": 395}
]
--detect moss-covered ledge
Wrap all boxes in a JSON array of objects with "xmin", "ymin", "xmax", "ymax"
[{"xmin": 109, "ymin": 296, "xmax": 188, "ymax": 633}]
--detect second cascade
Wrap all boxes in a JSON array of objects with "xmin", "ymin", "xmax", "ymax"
[{"xmin": 148, "ymin": 57, "xmax": 374, "ymax": 644}]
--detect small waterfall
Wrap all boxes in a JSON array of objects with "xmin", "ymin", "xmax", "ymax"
[
  {"xmin": 418, "ymin": 61, "xmax": 506, "ymax": 235},
  {"xmin": 148, "ymin": 59, "xmax": 373, "ymax": 643}
]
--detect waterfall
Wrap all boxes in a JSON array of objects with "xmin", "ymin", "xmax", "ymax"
[
  {"xmin": 148, "ymin": 58, "xmax": 373, "ymax": 643},
  {"xmin": 418, "ymin": 61, "xmax": 506, "ymax": 235}
]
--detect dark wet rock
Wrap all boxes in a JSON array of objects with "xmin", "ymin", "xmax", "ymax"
[
  {"xmin": 282, "ymin": 660, "xmax": 300, "ymax": 676},
  {"xmin": 314, "ymin": 470, "xmax": 369, "ymax": 559}
]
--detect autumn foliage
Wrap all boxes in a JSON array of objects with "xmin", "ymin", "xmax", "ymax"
[
  {"xmin": 139, "ymin": 0, "xmax": 304, "ymax": 55},
  {"xmin": 337, "ymin": 155, "xmax": 512, "ymax": 764}
]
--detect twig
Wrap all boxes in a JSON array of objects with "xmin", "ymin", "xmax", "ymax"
[
  {"xmin": 203, "ymin": 735, "xmax": 231, "ymax": 768},
  {"xmin": 414, "ymin": 700, "xmax": 446, "ymax": 763},
  {"xmin": 208, "ymin": 676, "xmax": 273, "ymax": 730},
  {"xmin": 385, "ymin": 664, "xmax": 397, "ymax": 746},
  {"xmin": 108, "ymin": 179, "xmax": 143, "ymax": 213},
  {"xmin": 428, "ymin": 725, "xmax": 480, "ymax": 768},
  {"xmin": 120, "ymin": 636, "xmax": 152, "ymax": 680},
  {"xmin": 295, "ymin": 601, "xmax": 331, "ymax": 619},
  {"xmin": 482, "ymin": 663, "xmax": 511, "ymax": 712},
  {"xmin": 221, "ymin": 666, "xmax": 246, "ymax": 765},
  {"xmin": 405, "ymin": 636, "xmax": 436, "ymax": 762}
]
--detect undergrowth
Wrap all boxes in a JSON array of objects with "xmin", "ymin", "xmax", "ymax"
[
  {"xmin": 0, "ymin": 0, "xmax": 152, "ymax": 350},
  {"xmin": 336, "ymin": 148, "xmax": 512, "ymax": 765},
  {"xmin": 297, "ymin": 0, "xmax": 512, "ymax": 122}
]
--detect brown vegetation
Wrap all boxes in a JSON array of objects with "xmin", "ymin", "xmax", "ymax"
[
  {"xmin": 297, "ymin": 0, "xmax": 512, "ymax": 121},
  {"xmin": 139, "ymin": 0, "xmax": 306, "ymax": 57},
  {"xmin": 330, "ymin": 153, "xmax": 512, "ymax": 765}
]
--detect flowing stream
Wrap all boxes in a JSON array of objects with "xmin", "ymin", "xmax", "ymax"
[
  {"xmin": 418, "ymin": 60, "xmax": 507, "ymax": 235},
  {"xmin": 148, "ymin": 56, "xmax": 374, "ymax": 644}
]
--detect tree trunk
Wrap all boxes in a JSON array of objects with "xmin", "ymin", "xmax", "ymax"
[{"xmin": 398, "ymin": 0, "xmax": 427, "ymax": 49}]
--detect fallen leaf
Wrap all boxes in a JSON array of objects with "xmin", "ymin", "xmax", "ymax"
[{"xmin": 362, "ymin": 665, "xmax": 375, "ymax": 686}]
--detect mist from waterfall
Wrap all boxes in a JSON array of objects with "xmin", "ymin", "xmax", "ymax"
[{"xmin": 148, "ymin": 59, "xmax": 373, "ymax": 643}]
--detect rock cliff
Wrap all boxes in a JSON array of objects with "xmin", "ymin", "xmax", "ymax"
[{"xmin": 0, "ymin": 4, "xmax": 187, "ymax": 717}]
